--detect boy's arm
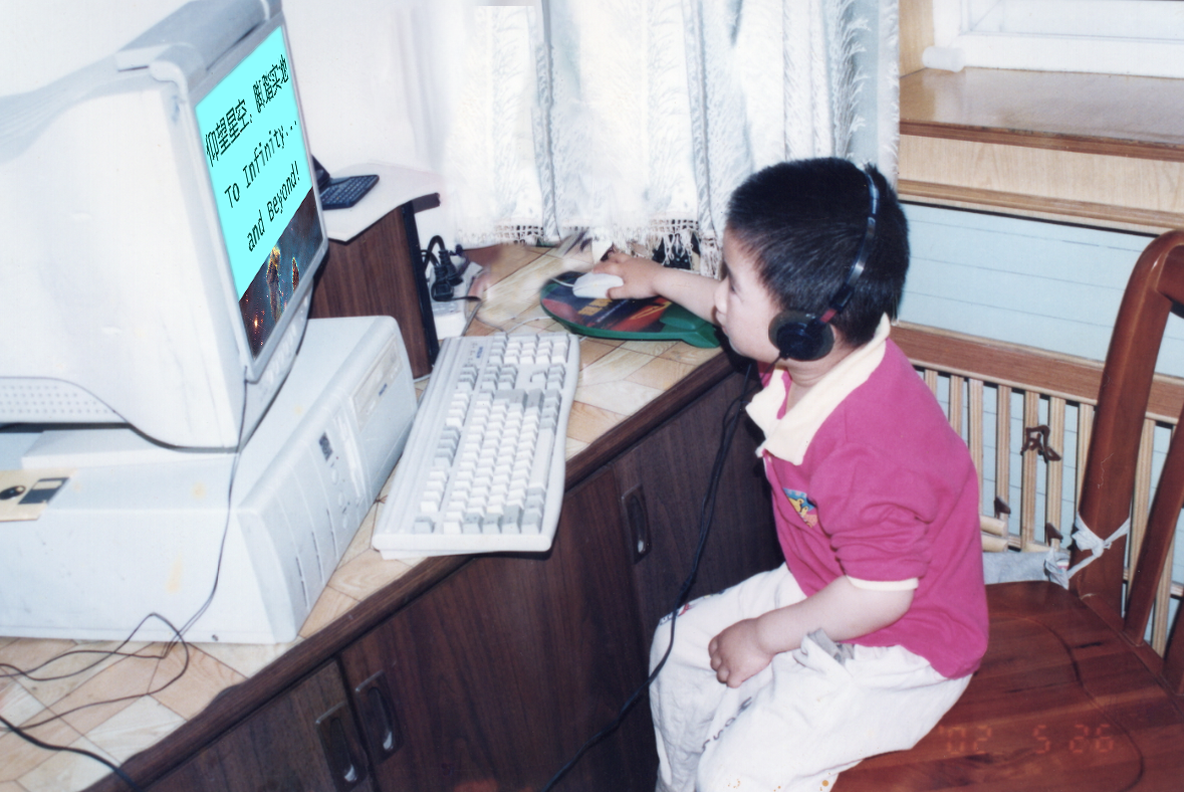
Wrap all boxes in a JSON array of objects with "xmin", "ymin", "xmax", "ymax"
[
  {"xmin": 595, "ymin": 252, "xmax": 719, "ymax": 322},
  {"xmin": 708, "ymin": 577, "xmax": 913, "ymax": 688}
]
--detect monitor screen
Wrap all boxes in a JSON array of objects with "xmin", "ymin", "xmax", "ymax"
[{"xmin": 195, "ymin": 25, "xmax": 323, "ymax": 358}]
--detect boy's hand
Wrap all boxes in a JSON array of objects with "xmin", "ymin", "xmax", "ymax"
[
  {"xmin": 594, "ymin": 250, "xmax": 720, "ymax": 322},
  {"xmin": 708, "ymin": 618, "xmax": 775, "ymax": 688},
  {"xmin": 594, "ymin": 251, "xmax": 667, "ymax": 301},
  {"xmin": 705, "ymin": 578, "xmax": 916, "ymax": 689}
]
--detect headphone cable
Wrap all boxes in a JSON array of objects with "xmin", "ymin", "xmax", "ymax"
[{"xmin": 540, "ymin": 363, "xmax": 755, "ymax": 791}]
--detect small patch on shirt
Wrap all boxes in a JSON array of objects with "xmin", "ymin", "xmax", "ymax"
[{"xmin": 783, "ymin": 489, "xmax": 818, "ymax": 527}]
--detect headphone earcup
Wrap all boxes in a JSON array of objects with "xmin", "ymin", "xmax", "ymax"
[{"xmin": 769, "ymin": 310, "xmax": 835, "ymax": 362}]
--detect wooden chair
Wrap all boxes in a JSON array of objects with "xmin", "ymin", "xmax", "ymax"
[{"xmin": 837, "ymin": 231, "xmax": 1184, "ymax": 791}]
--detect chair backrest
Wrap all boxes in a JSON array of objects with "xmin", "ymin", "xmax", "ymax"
[{"xmin": 1072, "ymin": 230, "xmax": 1184, "ymax": 692}]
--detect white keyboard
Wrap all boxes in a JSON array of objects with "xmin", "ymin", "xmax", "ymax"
[{"xmin": 371, "ymin": 332, "xmax": 579, "ymax": 559}]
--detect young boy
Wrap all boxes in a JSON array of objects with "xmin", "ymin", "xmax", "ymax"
[{"xmin": 596, "ymin": 158, "xmax": 988, "ymax": 792}]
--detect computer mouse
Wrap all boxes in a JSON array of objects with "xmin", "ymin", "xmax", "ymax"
[{"xmin": 572, "ymin": 272, "xmax": 624, "ymax": 299}]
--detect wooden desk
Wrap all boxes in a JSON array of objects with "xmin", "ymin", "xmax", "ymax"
[{"xmin": 0, "ymin": 245, "xmax": 778, "ymax": 792}]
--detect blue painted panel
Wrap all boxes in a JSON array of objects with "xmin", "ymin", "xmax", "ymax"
[{"xmin": 900, "ymin": 204, "xmax": 1184, "ymax": 377}]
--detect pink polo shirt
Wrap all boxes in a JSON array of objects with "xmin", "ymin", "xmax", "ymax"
[{"xmin": 747, "ymin": 321, "xmax": 988, "ymax": 679}]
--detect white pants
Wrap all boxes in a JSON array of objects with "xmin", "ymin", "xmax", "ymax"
[{"xmin": 649, "ymin": 565, "xmax": 971, "ymax": 792}]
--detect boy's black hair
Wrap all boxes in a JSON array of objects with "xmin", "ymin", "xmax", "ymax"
[{"xmin": 725, "ymin": 157, "xmax": 908, "ymax": 348}]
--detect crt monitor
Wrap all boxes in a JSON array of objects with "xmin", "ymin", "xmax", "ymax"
[{"xmin": 0, "ymin": 0, "xmax": 327, "ymax": 449}]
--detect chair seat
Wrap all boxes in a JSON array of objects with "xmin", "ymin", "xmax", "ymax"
[{"xmin": 836, "ymin": 581, "xmax": 1184, "ymax": 791}]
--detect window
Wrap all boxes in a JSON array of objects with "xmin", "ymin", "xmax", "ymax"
[{"xmin": 931, "ymin": 0, "xmax": 1184, "ymax": 77}]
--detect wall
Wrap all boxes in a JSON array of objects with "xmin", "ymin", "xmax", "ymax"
[
  {"xmin": 282, "ymin": 0, "xmax": 458, "ymax": 244},
  {"xmin": 0, "ymin": 0, "xmax": 457, "ymax": 246},
  {"xmin": 0, "ymin": 0, "xmax": 186, "ymax": 94}
]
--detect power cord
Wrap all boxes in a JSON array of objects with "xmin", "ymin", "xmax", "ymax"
[
  {"xmin": 424, "ymin": 235, "xmax": 471, "ymax": 302},
  {"xmin": 0, "ymin": 611, "xmax": 185, "ymax": 792},
  {"xmin": 3, "ymin": 613, "xmax": 190, "ymax": 730},
  {"xmin": 447, "ymin": 294, "xmax": 484, "ymax": 337},
  {"xmin": 540, "ymin": 363, "xmax": 756, "ymax": 792},
  {"xmin": 0, "ymin": 713, "xmax": 145, "ymax": 792}
]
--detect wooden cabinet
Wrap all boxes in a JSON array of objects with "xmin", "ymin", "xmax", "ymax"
[
  {"xmin": 338, "ymin": 466, "xmax": 654, "ymax": 792},
  {"xmin": 149, "ymin": 662, "xmax": 374, "ymax": 792},
  {"xmin": 311, "ymin": 197, "xmax": 440, "ymax": 377},
  {"xmin": 612, "ymin": 369, "xmax": 781, "ymax": 639},
  {"xmin": 99, "ymin": 360, "xmax": 779, "ymax": 792},
  {"xmin": 332, "ymin": 369, "xmax": 780, "ymax": 792}
]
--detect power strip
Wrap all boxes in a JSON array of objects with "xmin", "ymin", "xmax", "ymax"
[{"xmin": 431, "ymin": 262, "xmax": 481, "ymax": 338}]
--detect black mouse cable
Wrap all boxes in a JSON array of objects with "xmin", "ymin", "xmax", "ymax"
[{"xmin": 540, "ymin": 362, "xmax": 756, "ymax": 792}]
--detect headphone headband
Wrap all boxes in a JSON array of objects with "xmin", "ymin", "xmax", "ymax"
[{"xmin": 816, "ymin": 168, "xmax": 879, "ymax": 324}]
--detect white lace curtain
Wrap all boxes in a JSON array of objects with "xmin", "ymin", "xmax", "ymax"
[{"xmin": 438, "ymin": 0, "xmax": 899, "ymax": 276}]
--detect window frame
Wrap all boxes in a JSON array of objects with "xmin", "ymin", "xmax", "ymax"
[{"xmin": 931, "ymin": 0, "xmax": 1184, "ymax": 78}]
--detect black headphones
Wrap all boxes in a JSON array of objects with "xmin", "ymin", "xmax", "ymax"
[{"xmin": 768, "ymin": 167, "xmax": 880, "ymax": 362}]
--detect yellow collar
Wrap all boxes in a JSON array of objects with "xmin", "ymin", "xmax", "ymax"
[{"xmin": 746, "ymin": 315, "xmax": 890, "ymax": 464}]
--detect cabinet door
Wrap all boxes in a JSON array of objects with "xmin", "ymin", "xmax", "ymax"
[
  {"xmin": 310, "ymin": 203, "xmax": 436, "ymax": 377},
  {"xmin": 150, "ymin": 661, "xmax": 374, "ymax": 792},
  {"xmin": 340, "ymin": 466, "xmax": 655, "ymax": 792},
  {"xmin": 614, "ymin": 370, "xmax": 782, "ymax": 638}
]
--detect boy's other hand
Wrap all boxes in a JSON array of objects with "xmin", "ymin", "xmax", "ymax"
[
  {"xmin": 708, "ymin": 618, "xmax": 775, "ymax": 688},
  {"xmin": 594, "ymin": 252, "xmax": 665, "ymax": 301}
]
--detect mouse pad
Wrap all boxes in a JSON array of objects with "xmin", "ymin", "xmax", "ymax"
[{"xmin": 540, "ymin": 271, "xmax": 720, "ymax": 348}]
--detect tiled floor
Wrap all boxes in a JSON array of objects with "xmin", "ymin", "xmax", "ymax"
[{"xmin": 0, "ymin": 243, "xmax": 722, "ymax": 791}]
